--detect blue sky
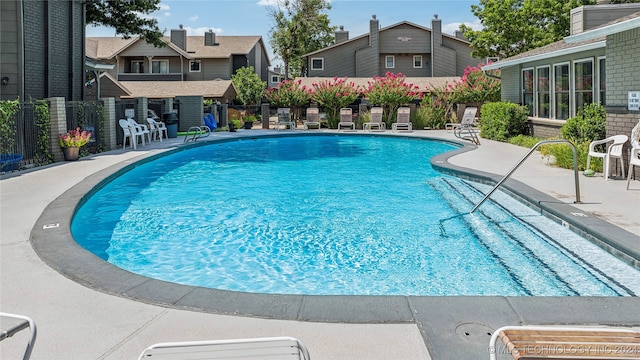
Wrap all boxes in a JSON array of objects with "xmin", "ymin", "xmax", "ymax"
[{"xmin": 86, "ymin": 0, "xmax": 482, "ymax": 66}]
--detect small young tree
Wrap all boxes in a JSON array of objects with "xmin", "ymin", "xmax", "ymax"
[
  {"xmin": 364, "ymin": 72, "xmax": 420, "ymax": 127},
  {"xmin": 311, "ymin": 77, "xmax": 360, "ymax": 128},
  {"xmin": 231, "ymin": 67, "xmax": 266, "ymax": 115}
]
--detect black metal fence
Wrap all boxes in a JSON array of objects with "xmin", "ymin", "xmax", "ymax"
[{"xmin": 1, "ymin": 100, "xmax": 103, "ymax": 173}]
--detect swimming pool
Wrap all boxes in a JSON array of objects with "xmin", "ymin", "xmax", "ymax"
[{"xmin": 71, "ymin": 135, "xmax": 640, "ymax": 296}]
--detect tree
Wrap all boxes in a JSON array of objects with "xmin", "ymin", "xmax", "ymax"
[
  {"xmin": 268, "ymin": 0, "xmax": 334, "ymax": 78},
  {"xmin": 86, "ymin": 0, "xmax": 165, "ymax": 47},
  {"xmin": 461, "ymin": 0, "xmax": 597, "ymax": 59},
  {"xmin": 231, "ymin": 67, "xmax": 267, "ymax": 114}
]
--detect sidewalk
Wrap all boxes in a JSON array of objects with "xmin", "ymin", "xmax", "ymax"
[{"xmin": 1, "ymin": 129, "xmax": 638, "ymax": 360}]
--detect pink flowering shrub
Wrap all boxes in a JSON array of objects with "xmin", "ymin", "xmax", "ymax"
[
  {"xmin": 265, "ymin": 79, "xmax": 312, "ymax": 108},
  {"xmin": 311, "ymin": 77, "xmax": 360, "ymax": 128},
  {"xmin": 447, "ymin": 64, "xmax": 501, "ymax": 107},
  {"xmin": 364, "ymin": 72, "xmax": 420, "ymax": 126},
  {"xmin": 58, "ymin": 127, "xmax": 91, "ymax": 147}
]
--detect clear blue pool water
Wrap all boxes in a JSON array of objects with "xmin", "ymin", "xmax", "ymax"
[{"xmin": 72, "ymin": 135, "xmax": 640, "ymax": 296}]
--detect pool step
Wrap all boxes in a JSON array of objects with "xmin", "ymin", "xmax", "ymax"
[{"xmin": 429, "ymin": 177, "xmax": 628, "ymax": 296}]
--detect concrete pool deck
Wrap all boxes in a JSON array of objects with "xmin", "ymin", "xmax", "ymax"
[{"xmin": 1, "ymin": 129, "xmax": 639, "ymax": 359}]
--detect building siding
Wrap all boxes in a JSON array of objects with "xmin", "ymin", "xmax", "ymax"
[
  {"xmin": 606, "ymin": 28, "xmax": 640, "ymax": 107},
  {"xmin": 500, "ymin": 66, "xmax": 521, "ymax": 104},
  {"xmin": 0, "ymin": 0, "xmax": 21, "ymax": 100}
]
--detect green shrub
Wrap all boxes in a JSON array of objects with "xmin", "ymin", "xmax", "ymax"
[
  {"xmin": 560, "ymin": 103, "xmax": 606, "ymax": 143},
  {"xmin": 508, "ymin": 135, "xmax": 544, "ymax": 148},
  {"xmin": 539, "ymin": 141, "xmax": 598, "ymax": 171},
  {"xmin": 417, "ymin": 96, "xmax": 450, "ymax": 129},
  {"xmin": 479, "ymin": 102, "xmax": 529, "ymax": 142}
]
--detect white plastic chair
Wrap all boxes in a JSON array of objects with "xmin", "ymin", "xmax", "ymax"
[
  {"xmin": 276, "ymin": 108, "xmax": 294, "ymax": 131},
  {"xmin": 304, "ymin": 108, "xmax": 320, "ymax": 130},
  {"xmin": 147, "ymin": 118, "xmax": 167, "ymax": 142},
  {"xmin": 586, "ymin": 134, "xmax": 628, "ymax": 180},
  {"xmin": 137, "ymin": 336, "xmax": 311, "ymax": 360},
  {"xmin": 392, "ymin": 107, "xmax": 412, "ymax": 132},
  {"xmin": 119, "ymin": 119, "xmax": 137, "ymax": 149},
  {"xmin": 453, "ymin": 107, "xmax": 480, "ymax": 144},
  {"xmin": 363, "ymin": 107, "xmax": 385, "ymax": 131},
  {"xmin": 128, "ymin": 118, "xmax": 151, "ymax": 145},
  {"xmin": 627, "ymin": 146, "xmax": 640, "ymax": 190},
  {"xmin": 338, "ymin": 108, "xmax": 355, "ymax": 131}
]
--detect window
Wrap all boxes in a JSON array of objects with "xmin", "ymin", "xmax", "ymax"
[
  {"xmin": 554, "ymin": 63, "xmax": 570, "ymax": 120},
  {"xmin": 598, "ymin": 57, "xmax": 606, "ymax": 106},
  {"xmin": 413, "ymin": 55, "xmax": 423, "ymax": 68},
  {"xmin": 522, "ymin": 68, "xmax": 534, "ymax": 116},
  {"xmin": 271, "ymin": 75, "xmax": 280, "ymax": 83},
  {"xmin": 131, "ymin": 61, "xmax": 144, "ymax": 73},
  {"xmin": 386, "ymin": 56, "xmax": 395, "ymax": 68},
  {"xmin": 536, "ymin": 66, "xmax": 550, "ymax": 119},
  {"xmin": 574, "ymin": 59, "xmax": 593, "ymax": 113},
  {"xmin": 151, "ymin": 60, "xmax": 169, "ymax": 74},
  {"xmin": 189, "ymin": 61, "xmax": 201, "ymax": 72},
  {"xmin": 311, "ymin": 58, "xmax": 324, "ymax": 71}
]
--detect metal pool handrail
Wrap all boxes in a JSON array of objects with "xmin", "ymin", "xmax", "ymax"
[{"xmin": 470, "ymin": 140, "xmax": 581, "ymax": 213}]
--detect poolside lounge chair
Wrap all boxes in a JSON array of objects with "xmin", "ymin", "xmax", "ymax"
[
  {"xmin": 363, "ymin": 107, "xmax": 385, "ymax": 131},
  {"xmin": 128, "ymin": 118, "xmax": 151, "ymax": 145},
  {"xmin": 304, "ymin": 108, "xmax": 321, "ymax": 130},
  {"xmin": 586, "ymin": 134, "xmax": 628, "ymax": 180},
  {"xmin": 338, "ymin": 107, "xmax": 355, "ymax": 131},
  {"xmin": 276, "ymin": 108, "xmax": 294, "ymax": 131},
  {"xmin": 392, "ymin": 107, "xmax": 412, "ymax": 132},
  {"xmin": 452, "ymin": 107, "xmax": 480, "ymax": 145},
  {"xmin": 489, "ymin": 325, "xmax": 640, "ymax": 360},
  {"xmin": 119, "ymin": 119, "xmax": 138, "ymax": 149},
  {"xmin": 0, "ymin": 312, "xmax": 37, "ymax": 360},
  {"xmin": 137, "ymin": 336, "xmax": 311, "ymax": 360},
  {"xmin": 627, "ymin": 146, "xmax": 640, "ymax": 190}
]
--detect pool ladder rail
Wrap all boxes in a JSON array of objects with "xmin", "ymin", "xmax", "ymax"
[
  {"xmin": 471, "ymin": 140, "xmax": 581, "ymax": 213},
  {"xmin": 184, "ymin": 126, "xmax": 212, "ymax": 142}
]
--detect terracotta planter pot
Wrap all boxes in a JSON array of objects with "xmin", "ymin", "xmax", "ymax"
[{"xmin": 62, "ymin": 147, "xmax": 80, "ymax": 161}]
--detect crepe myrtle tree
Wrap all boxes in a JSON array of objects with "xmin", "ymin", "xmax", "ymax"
[{"xmin": 231, "ymin": 67, "xmax": 267, "ymax": 115}]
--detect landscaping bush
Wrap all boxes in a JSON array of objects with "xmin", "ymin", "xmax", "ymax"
[
  {"xmin": 479, "ymin": 102, "xmax": 529, "ymax": 142},
  {"xmin": 560, "ymin": 103, "xmax": 606, "ymax": 143},
  {"xmin": 539, "ymin": 141, "xmax": 595, "ymax": 171},
  {"xmin": 417, "ymin": 96, "xmax": 450, "ymax": 129},
  {"xmin": 508, "ymin": 134, "xmax": 544, "ymax": 148}
]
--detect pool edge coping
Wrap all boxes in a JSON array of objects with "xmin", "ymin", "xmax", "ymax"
[{"xmin": 30, "ymin": 132, "xmax": 640, "ymax": 327}]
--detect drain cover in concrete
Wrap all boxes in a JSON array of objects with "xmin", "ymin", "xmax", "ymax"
[{"xmin": 455, "ymin": 323, "xmax": 495, "ymax": 344}]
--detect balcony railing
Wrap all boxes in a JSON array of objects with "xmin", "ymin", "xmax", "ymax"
[{"xmin": 117, "ymin": 73, "xmax": 184, "ymax": 81}]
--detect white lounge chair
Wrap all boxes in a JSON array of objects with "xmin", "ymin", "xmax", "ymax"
[
  {"xmin": 137, "ymin": 336, "xmax": 311, "ymax": 360},
  {"xmin": 338, "ymin": 107, "xmax": 355, "ymax": 131},
  {"xmin": 363, "ymin": 107, "xmax": 385, "ymax": 131},
  {"xmin": 276, "ymin": 108, "xmax": 294, "ymax": 131},
  {"xmin": 127, "ymin": 118, "xmax": 151, "ymax": 145},
  {"xmin": 304, "ymin": 108, "xmax": 321, "ymax": 130},
  {"xmin": 489, "ymin": 325, "xmax": 640, "ymax": 360},
  {"xmin": 392, "ymin": 107, "xmax": 412, "ymax": 132},
  {"xmin": 0, "ymin": 312, "xmax": 37, "ymax": 360},
  {"xmin": 118, "ymin": 119, "xmax": 137, "ymax": 149},
  {"xmin": 586, "ymin": 134, "xmax": 628, "ymax": 180},
  {"xmin": 452, "ymin": 107, "xmax": 480, "ymax": 144}
]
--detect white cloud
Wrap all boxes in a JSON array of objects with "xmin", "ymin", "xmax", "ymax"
[
  {"xmin": 184, "ymin": 26, "xmax": 224, "ymax": 36},
  {"xmin": 158, "ymin": 3, "xmax": 170, "ymax": 11},
  {"xmin": 442, "ymin": 19, "xmax": 482, "ymax": 35},
  {"xmin": 257, "ymin": 0, "xmax": 278, "ymax": 6},
  {"xmin": 189, "ymin": 15, "xmax": 198, "ymax": 22}
]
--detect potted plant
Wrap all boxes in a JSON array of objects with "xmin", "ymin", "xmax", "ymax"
[
  {"xmin": 58, "ymin": 127, "xmax": 91, "ymax": 161},
  {"xmin": 242, "ymin": 115, "xmax": 257, "ymax": 129}
]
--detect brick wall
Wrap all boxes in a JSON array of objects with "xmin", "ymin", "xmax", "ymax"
[{"xmin": 175, "ymin": 96, "xmax": 204, "ymax": 131}]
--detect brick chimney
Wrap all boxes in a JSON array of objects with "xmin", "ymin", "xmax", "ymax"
[
  {"xmin": 335, "ymin": 25, "xmax": 349, "ymax": 44},
  {"xmin": 205, "ymin": 29, "xmax": 217, "ymax": 46},
  {"xmin": 171, "ymin": 25, "xmax": 187, "ymax": 50}
]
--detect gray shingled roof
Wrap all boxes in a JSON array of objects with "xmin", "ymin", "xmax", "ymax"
[
  {"xmin": 86, "ymin": 35, "xmax": 266, "ymax": 61},
  {"xmin": 119, "ymin": 80, "xmax": 235, "ymax": 99}
]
